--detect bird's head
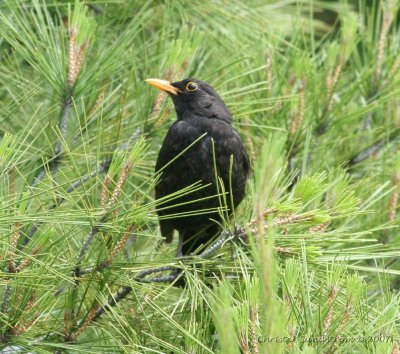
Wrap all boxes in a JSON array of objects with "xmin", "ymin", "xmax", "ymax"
[{"xmin": 146, "ymin": 78, "xmax": 232, "ymax": 123}]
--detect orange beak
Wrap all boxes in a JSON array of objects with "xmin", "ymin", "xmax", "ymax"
[{"xmin": 145, "ymin": 78, "xmax": 181, "ymax": 95}]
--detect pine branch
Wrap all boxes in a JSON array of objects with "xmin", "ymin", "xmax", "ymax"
[
  {"xmin": 92, "ymin": 228, "xmax": 244, "ymax": 321},
  {"xmin": 92, "ymin": 286, "xmax": 133, "ymax": 321},
  {"xmin": 88, "ymin": 4, "xmax": 103, "ymax": 14},
  {"xmin": 22, "ymin": 159, "xmax": 112, "ymax": 246},
  {"xmin": 347, "ymin": 126, "xmax": 400, "ymax": 168}
]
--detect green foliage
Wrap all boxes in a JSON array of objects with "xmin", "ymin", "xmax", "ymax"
[{"xmin": 0, "ymin": 0, "xmax": 399, "ymax": 352}]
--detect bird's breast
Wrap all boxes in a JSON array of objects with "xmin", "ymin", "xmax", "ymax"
[
  {"xmin": 155, "ymin": 116, "xmax": 248, "ymax": 227},
  {"xmin": 160, "ymin": 119, "xmax": 242, "ymax": 180}
]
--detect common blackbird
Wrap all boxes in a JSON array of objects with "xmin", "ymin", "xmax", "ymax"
[{"xmin": 147, "ymin": 78, "xmax": 249, "ymax": 256}]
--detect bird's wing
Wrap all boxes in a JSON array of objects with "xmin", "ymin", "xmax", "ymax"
[
  {"xmin": 155, "ymin": 121, "xmax": 205, "ymax": 242},
  {"xmin": 155, "ymin": 129, "xmax": 178, "ymax": 242},
  {"xmin": 155, "ymin": 129, "xmax": 176, "ymax": 174}
]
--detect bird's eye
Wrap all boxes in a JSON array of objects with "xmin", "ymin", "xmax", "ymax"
[{"xmin": 185, "ymin": 82, "xmax": 198, "ymax": 92}]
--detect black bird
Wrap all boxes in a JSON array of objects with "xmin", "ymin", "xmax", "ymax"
[{"xmin": 147, "ymin": 78, "xmax": 249, "ymax": 256}]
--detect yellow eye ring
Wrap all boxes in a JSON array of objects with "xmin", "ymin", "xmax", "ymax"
[{"xmin": 186, "ymin": 82, "xmax": 198, "ymax": 92}]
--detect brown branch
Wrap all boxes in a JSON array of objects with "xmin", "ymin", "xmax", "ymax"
[
  {"xmin": 249, "ymin": 307, "xmax": 259, "ymax": 354},
  {"xmin": 75, "ymin": 161, "xmax": 133, "ymax": 272},
  {"xmin": 392, "ymin": 341, "xmax": 399, "ymax": 354},
  {"xmin": 8, "ymin": 222, "xmax": 21, "ymax": 273},
  {"xmin": 274, "ymin": 246, "xmax": 294, "ymax": 255},
  {"xmin": 382, "ymin": 57, "xmax": 400, "ymax": 88},
  {"xmin": 67, "ymin": 307, "xmax": 98, "ymax": 342},
  {"xmin": 249, "ymin": 213, "xmax": 314, "ymax": 235},
  {"xmin": 374, "ymin": 7, "xmax": 394, "ymax": 88},
  {"xmin": 16, "ymin": 247, "xmax": 40, "ymax": 272},
  {"xmin": 88, "ymin": 84, "xmax": 107, "ymax": 118},
  {"xmin": 332, "ymin": 302, "xmax": 352, "ymax": 350},
  {"xmin": 240, "ymin": 329, "xmax": 250, "ymax": 354},
  {"xmin": 323, "ymin": 285, "xmax": 338, "ymax": 335},
  {"xmin": 11, "ymin": 293, "xmax": 37, "ymax": 336},
  {"xmin": 100, "ymin": 174, "xmax": 111, "ymax": 209},
  {"xmin": 326, "ymin": 56, "xmax": 345, "ymax": 115},
  {"xmin": 309, "ymin": 220, "xmax": 331, "ymax": 233},
  {"xmin": 107, "ymin": 162, "xmax": 133, "ymax": 209},
  {"xmin": 81, "ymin": 225, "xmax": 135, "ymax": 274}
]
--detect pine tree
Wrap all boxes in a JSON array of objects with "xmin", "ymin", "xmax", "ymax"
[{"xmin": 0, "ymin": 0, "xmax": 399, "ymax": 352}]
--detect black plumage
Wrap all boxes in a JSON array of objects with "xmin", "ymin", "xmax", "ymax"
[{"xmin": 147, "ymin": 78, "xmax": 249, "ymax": 256}]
